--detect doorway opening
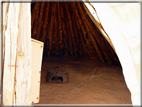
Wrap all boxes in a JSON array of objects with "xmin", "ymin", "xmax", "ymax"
[{"xmin": 31, "ymin": 2, "xmax": 131, "ymax": 104}]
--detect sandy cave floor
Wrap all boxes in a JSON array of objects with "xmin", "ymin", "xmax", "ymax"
[{"xmin": 37, "ymin": 56, "xmax": 132, "ymax": 104}]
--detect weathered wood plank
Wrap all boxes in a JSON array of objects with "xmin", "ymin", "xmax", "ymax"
[
  {"xmin": 3, "ymin": 3, "xmax": 20, "ymax": 105},
  {"xmin": 1, "ymin": 2, "xmax": 10, "ymax": 105},
  {"xmin": 2, "ymin": 5, "xmax": 10, "ymax": 103},
  {"xmin": 15, "ymin": 3, "xmax": 32, "ymax": 104},
  {"xmin": 30, "ymin": 39, "xmax": 44, "ymax": 103},
  {"xmin": 2, "ymin": 3, "xmax": 9, "ymax": 65}
]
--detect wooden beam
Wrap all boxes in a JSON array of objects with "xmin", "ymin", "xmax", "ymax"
[
  {"xmin": 41, "ymin": 3, "xmax": 51, "ymax": 55},
  {"xmin": 75, "ymin": 16, "xmax": 96, "ymax": 59},
  {"xmin": 76, "ymin": 3, "xmax": 105, "ymax": 62},
  {"xmin": 54, "ymin": 3, "xmax": 59, "ymax": 56},
  {"xmin": 102, "ymin": 36, "xmax": 120, "ymax": 64},
  {"xmin": 78, "ymin": 3, "xmax": 112, "ymax": 64},
  {"xmin": 47, "ymin": 3, "xmax": 56, "ymax": 56},
  {"xmin": 63, "ymin": 37, "xmax": 70, "ymax": 56},
  {"xmin": 71, "ymin": 3, "xmax": 97, "ymax": 59},
  {"xmin": 41, "ymin": 2, "xmax": 50, "ymax": 42},
  {"xmin": 73, "ymin": 15, "xmax": 85, "ymax": 57},
  {"xmin": 58, "ymin": 2, "xmax": 64, "ymax": 56},
  {"xmin": 65, "ymin": 3, "xmax": 78, "ymax": 57},
  {"xmin": 31, "ymin": 3, "xmax": 40, "ymax": 30},
  {"xmin": 36, "ymin": 3, "xmax": 45, "ymax": 40},
  {"xmin": 31, "ymin": 3, "xmax": 40, "ymax": 38},
  {"xmin": 63, "ymin": 3, "xmax": 74, "ymax": 56},
  {"xmin": 71, "ymin": 16, "xmax": 81, "ymax": 57},
  {"xmin": 60, "ymin": 3, "xmax": 71, "ymax": 56},
  {"xmin": 86, "ymin": 14, "xmax": 114, "ymax": 64}
]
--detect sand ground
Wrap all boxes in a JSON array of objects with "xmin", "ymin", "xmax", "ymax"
[{"xmin": 36, "ymin": 56, "xmax": 132, "ymax": 104}]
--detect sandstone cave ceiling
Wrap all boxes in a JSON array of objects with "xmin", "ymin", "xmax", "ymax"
[{"xmin": 31, "ymin": 2, "xmax": 120, "ymax": 66}]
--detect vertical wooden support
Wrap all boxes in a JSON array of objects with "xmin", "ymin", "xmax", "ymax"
[
  {"xmin": 63, "ymin": 3, "xmax": 73, "ymax": 56},
  {"xmin": 60, "ymin": 3, "xmax": 70, "ymax": 56},
  {"xmin": 65, "ymin": 3, "xmax": 77, "ymax": 57},
  {"xmin": 58, "ymin": 2, "xmax": 63, "ymax": 55},
  {"xmin": 2, "ymin": 5, "xmax": 10, "ymax": 103},
  {"xmin": 36, "ymin": 3, "xmax": 45, "ymax": 40},
  {"xmin": 31, "ymin": 3, "xmax": 40, "ymax": 32},
  {"xmin": 42, "ymin": 3, "xmax": 50, "ymax": 55},
  {"xmin": 15, "ymin": 3, "xmax": 32, "ymax": 104},
  {"xmin": 2, "ymin": 3, "xmax": 9, "ymax": 69},
  {"xmin": 32, "ymin": 3, "xmax": 41, "ymax": 38},
  {"xmin": 3, "ymin": 3, "xmax": 20, "ymax": 105},
  {"xmin": 71, "ymin": 16, "xmax": 80, "ymax": 57},
  {"xmin": 54, "ymin": 3, "xmax": 59, "ymax": 56},
  {"xmin": 48, "ymin": 3, "xmax": 56, "ymax": 56},
  {"xmin": 1, "ymin": 2, "xmax": 10, "ymax": 105},
  {"xmin": 41, "ymin": 3, "xmax": 50, "ymax": 42}
]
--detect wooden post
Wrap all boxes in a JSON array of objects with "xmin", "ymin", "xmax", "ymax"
[
  {"xmin": 2, "ymin": 3, "xmax": 9, "ymax": 69},
  {"xmin": 1, "ymin": 2, "xmax": 10, "ymax": 105},
  {"xmin": 3, "ymin": 3, "xmax": 20, "ymax": 105},
  {"xmin": 15, "ymin": 3, "xmax": 32, "ymax": 104},
  {"xmin": 2, "ymin": 5, "xmax": 9, "ymax": 104}
]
